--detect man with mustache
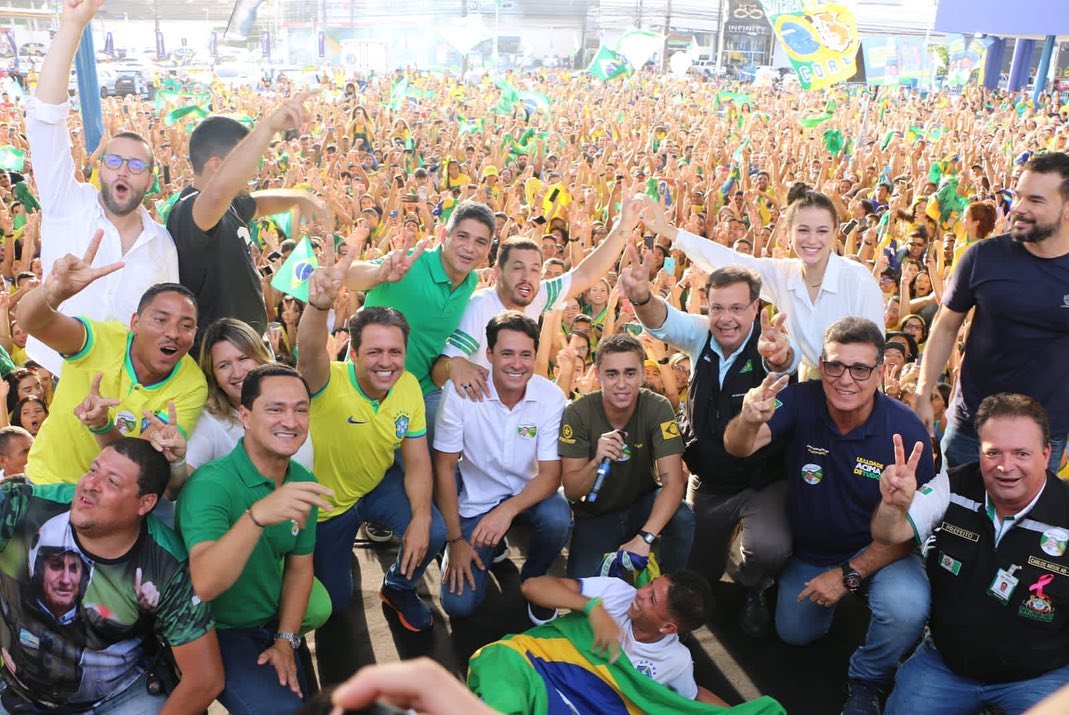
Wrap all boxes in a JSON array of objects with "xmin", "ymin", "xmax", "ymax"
[
  {"xmin": 26, "ymin": 0, "xmax": 178, "ymax": 375},
  {"xmin": 14, "ymin": 232, "xmax": 206, "ymax": 498},
  {"xmin": 914, "ymin": 152, "xmax": 1069, "ymax": 473}
]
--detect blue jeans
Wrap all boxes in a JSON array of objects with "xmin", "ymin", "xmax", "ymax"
[
  {"xmin": 886, "ymin": 635, "xmax": 1069, "ymax": 715},
  {"xmin": 440, "ymin": 493, "xmax": 573, "ymax": 618},
  {"xmin": 216, "ymin": 626, "xmax": 308, "ymax": 715},
  {"xmin": 0, "ymin": 669, "xmax": 165, "ymax": 714},
  {"xmin": 775, "ymin": 553, "xmax": 929, "ymax": 684},
  {"xmin": 944, "ymin": 420, "xmax": 1066, "ymax": 474},
  {"xmin": 313, "ymin": 465, "xmax": 447, "ymax": 613},
  {"xmin": 566, "ymin": 488, "xmax": 695, "ymax": 578}
]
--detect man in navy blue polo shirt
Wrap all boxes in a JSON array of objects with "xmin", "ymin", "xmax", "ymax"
[
  {"xmin": 724, "ymin": 317, "xmax": 933, "ymax": 715},
  {"xmin": 915, "ymin": 151, "xmax": 1069, "ymax": 473}
]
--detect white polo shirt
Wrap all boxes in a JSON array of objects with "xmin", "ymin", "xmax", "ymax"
[
  {"xmin": 441, "ymin": 274, "xmax": 571, "ymax": 369},
  {"xmin": 433, "ymin": 373, "xmax": 565, "ymax": 518}
]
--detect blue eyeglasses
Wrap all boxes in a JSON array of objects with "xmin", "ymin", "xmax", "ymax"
[{"xmin": 102, "ymin": 154, "xmax": 150, "ymax": 175}]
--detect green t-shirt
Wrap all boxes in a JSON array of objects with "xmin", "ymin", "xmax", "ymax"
[
  {"xmin": 0, "ymin": 481, "xmax": 212, "ymax": 708},
  {"xmin": 0, "ymin": 344, "xmax": 15, "ymax": 379},
  {"xmin": 363, "ymin": 245, "xmax": 477, "ymax": 395},
  {"xmin": 176, "ymin": 439, "xmax": 318, "ymax": 630},
  {"xmin": 558, "ymin": 390, "xmax": 684, "ymax": 517}
]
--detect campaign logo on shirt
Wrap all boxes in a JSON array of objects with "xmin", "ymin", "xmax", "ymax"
[
  {"xmin": 116, "ymin": 410, "xmax": 137, "ymax": 435},
  {"xmin": 853, "ymin": 457, "xmax": 884, "ymax": 480},
  {"xmin": 517, "ymin": 424, "xmax": 537, "ymax": 439},
  {"xmin": 619, "ymin": 443, "xmax": 632, "ymax": 462},
  {"xmin": 1040, "ymin": 528, "xmax": 1069, "ymax": 557},
  {"xmin": 802, "ymin": 463, "xmax": 823, "ymax": 485},
  {"xmin": 739, "ymin": 359, "xmax": 754, "ymax": 374}
]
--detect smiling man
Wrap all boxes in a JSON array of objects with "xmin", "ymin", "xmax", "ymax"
[
  {"xmin": 915, "ymin": 152, "xmax": 1069, "ymax": 474},
  {"xmin": 433, "ymin": 312, "xmax": 570, "ymax": 625},
  {"xmin": 27, "ymin": 0, "xmax": 178, "ymax": 375},
  {"xmin": 724, "ymin": 317, "xmax": 932, "ymax": 715},
  {"xmin": 559, "ymin": 334, "xmax": 693, "ymax": 579},
  {"xmin": 16, "ymin": 233, "xmax": 206, "ymax": 491},
  {"xmin": 618, "ymin": 247, "xmax": 799, "ymax": 638},
  {"xmin": 299, "ymin": 240, "xmax": 445, "ymax": 663},
  {"xmin": 874, "ymin": 394, "xmax": 1069, "ymax": 714}
]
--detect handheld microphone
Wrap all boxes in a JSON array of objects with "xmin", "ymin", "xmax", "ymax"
[{"xmin": 587, "ymin": 430, "xmax": 626, "ymax": 503}]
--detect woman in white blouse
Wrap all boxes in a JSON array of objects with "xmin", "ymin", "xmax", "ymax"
[
  {"xmin": 643, "ymin": 193, "xmax": 884, "ymax": 370},
  {"xmin": 178, "ymin": 318, "xmax": 314, "ymax": 487}
]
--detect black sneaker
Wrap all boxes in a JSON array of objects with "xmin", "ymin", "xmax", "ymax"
[
  {"xmin": 363, "ymin": 523, "xmax": 394, "ymax": 543},
  {"xmin": 842, "ymin": 679, "xmax": 883, "ymax": 715},
  {"xmin": 738, "ymin": 588, "xmax": 771, "ymax": 638},
  {"xmin": 527, "ymin": 601, "xmax": 558, "ymax": 626},
  {"xmin": 492, "ymin": 536, "xmax": 511, "ymax": 564}
]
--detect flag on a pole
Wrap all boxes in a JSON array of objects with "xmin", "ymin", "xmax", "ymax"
[{"xmin": 270, "ymin": 237, "xmax": 318, "ymax": 302}]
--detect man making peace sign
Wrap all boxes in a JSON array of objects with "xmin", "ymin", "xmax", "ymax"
[
  {"xmin": 724, "ymin": 316, "xmax": 933, "ymax": 715},
  {"xmin": 14, "ymin": 230, "xmax": 207, "ymax": 508}
]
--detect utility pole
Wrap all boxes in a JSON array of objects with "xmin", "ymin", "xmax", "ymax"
[{"xmin": 662, "ymin": 0, "xmax": 671, "ymax": 72}]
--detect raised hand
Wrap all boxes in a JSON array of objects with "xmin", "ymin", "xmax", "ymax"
[
  {"xmin": 61, "ymin": 0, "xmax": 104, "ymax": 28},
  {"xmin": 45, "ymin": 229, "xmax": 124, "ymax": 305},
  {"xmin": 133, "ymin": 567, "xmax": 160, "ymax": 612},
  {"xmin": 376, "ymin": 237, "xmax": 427, "ymax": 285},
  {"xmin": 307, "ymin": 233, "xmax": 356, "ymax": 310},
  {"xmin": 616, "ymin": 242, "xmax": 655, "ymax": 305},
  {"xmin": 879, "ymin": 433, "xmax": 924, "ymax": 511},
  {"xmin": 73, "ymin": 372, "xmax": 120, "ymax": 432},
  {"xmin": 616, "ymin": 195, "xmax": 645, "ymax": 231},
  {"xmin": 640, "ymin": 195, "xmax": 674, "ymax": 237},
  {"xmin": 757, "ymin": 310, "xmax": 791, "ymax": 369},
  {"xmin": 141, "ymin": 401, "xmax": 187, "ymax": 464},
  {"xmin": 741, "ymin": 372, "xmax": 790, "ymax": 425},
  {"xmin": 265, "ymin": 90, "xmax": 319, "ymax": 135}
]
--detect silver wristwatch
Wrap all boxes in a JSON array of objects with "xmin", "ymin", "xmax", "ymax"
[{"xmin": 274, "ymin": 631, "xmax": 301, "ymax": 649}]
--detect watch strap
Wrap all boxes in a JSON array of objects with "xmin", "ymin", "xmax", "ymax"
[
  {"xmin": 274, "ymin": 631, "xmax": 302, "ymax": 649},
  {"xmin": 639, "ymin": 530, "xmax": 657, "ymax": 545}
]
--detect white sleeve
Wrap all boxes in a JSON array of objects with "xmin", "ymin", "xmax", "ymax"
[
  {"xmin": 442, "ymin": 297, "xmax": 486, "ymax": 359},
  {"xmin": 660, "ymin": 656, "xmax": 699, "ymax": 701},
  {"xmin": 674, "ymin": 229, "xmax": 788, "ymax": 305},
  {"xmin": 432, "ymin": 383, "xmax": 465, "ymax": 453},
  {"xmin": 536, "ymin": 388, "xmax": 566, "ymax": 462},
  {"xmin": 185, "ymin": 412, "xmax": 221, "ymax": 470},
  {"xmin": 25, "ymin": 97, "xmax": 83, "ymax": 213},
  {"xmin": 853, "ymin": 265, "xmax": 886, "ymax": 330},
  {"xmin": 542, "ymin": 273, "xmax": 572, "ymax": 310},
  {"xmin": 907, "ymin": 468, "xmax": 951, "ymax": 543},
  {"xmin": 579, "ymin": 577, "xmax": 636, "ymax": 622}
]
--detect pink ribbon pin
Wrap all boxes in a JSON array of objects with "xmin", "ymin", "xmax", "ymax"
[{"xmin": 1029, "ymin": 573, "xmax": 1055, "ymax": 599}]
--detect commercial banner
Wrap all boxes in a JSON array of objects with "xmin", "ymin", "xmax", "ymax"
[
  {"xmin": 759, "ymin": 0, "xmax": 859, "ymax": 91},
  {"xmin": 861, "ymin": 37, "xmax": 929, "ymax": 86}
]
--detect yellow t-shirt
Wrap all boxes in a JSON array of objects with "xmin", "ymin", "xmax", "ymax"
[
  {"xmin": 310, "ymin": 362, "xmax": 426, "ymax": 521},
  {"xmin": 10, "ymin": 346, "xmax": 27, "ymax": 366},
  {"xmin": 27, "ymin": 319, "xmax": 207, "ymax": 484}
]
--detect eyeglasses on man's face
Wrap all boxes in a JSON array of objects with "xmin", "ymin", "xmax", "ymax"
[
  {"xmin": 102, "ymin": 154, "xmax": 150, "ymax": 175},
  {"xmin": 708, "ymin": 300, "xmax": 756, "ymax": 317},
  {"xmin": 821, "ymin": 359, "xmax": 879, "ymax": 381}
]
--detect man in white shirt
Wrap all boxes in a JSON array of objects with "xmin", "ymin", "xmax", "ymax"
[
  {"xmin": 26, "ymin": 0, "xmax": 178, "ymax": 375},
  {"xmin": 521, "ymin": 570, "xmax": 725, "ymax": 704},
  {"xmin": 434, "ymin": 312, "xmax": 571, "ymax": 624},
  {"xmin": 433, "ymin": 195, "xmax": 644, "ymax": 398}
]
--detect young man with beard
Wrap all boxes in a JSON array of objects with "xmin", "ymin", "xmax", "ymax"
[
  {"xmin": 298, "ymin": 248, "xmax": 444, "ymax": 660},
  {"xmin": 914, "ymin": 152, "xmax": 1069, "ymax": 473},
  {"xmin": 27, "ymin": 0, "xmax": 178, "ymax": 375},
  {"xmin": 725, "ymin": 317, "xmax": 933, "ymax": 715},
  {"xmin": 15, "ymin": 233, "xmax": 206, "ymax": 491},
  {"xmin": 433, "ymin": 312, "xmax": 570, "ymax": 624},
  {"xmin": 617, "ymin": 243, "xmax": 799, "ymax": 638},
  {"xmin": 433, "ymin": 196, "xmax": 644, "ymax": 400},
  {"xmin": 558, "ymin": 334, "xmax": 693, "ymax": 579}
]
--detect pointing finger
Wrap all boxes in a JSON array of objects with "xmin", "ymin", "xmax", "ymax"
[
  {"xmin": 167, "ymin": 400, "xmax": 177, "ymax": 426},
  {"xmin": 772, "ymin": 312, "xmax": 787, "ymax": 332},
  {"xmin": 90, "ymin": 371, "xmax": 104, "ymax": 397},
  {"xmin": 760, "ymin": 309, "xmax": 772, "ymax": 335},
  {"xmin": 906, "ymin": 440, "xmax": 925, "ymax": 472},
  {"xmin": 892, "ymin": 433, "xmax": 905, "ymax": 467},
  {"xmin": 91, "ymin": 261, "xmax": 126, "ymax": 280},
  {"xmin": 135, "ymin": 567, "xmax": 142, "ymax": 592}
]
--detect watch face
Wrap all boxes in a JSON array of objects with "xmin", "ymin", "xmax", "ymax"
[
  {"xmin": 642, "ymin": 532, "xmax": 656, "ymax": 544},
  {"xmin": 844, "ymin": 572, "xmax": 863, "ymax": 590}
]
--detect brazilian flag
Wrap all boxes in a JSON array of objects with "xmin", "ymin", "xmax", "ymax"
[
  {"xmin": 270, "ymin": 237, "xmax": 317, "ymax": 302},
  {"xmin": 469, "ymin": 612, "xmax": 785, "ymax": 715}
]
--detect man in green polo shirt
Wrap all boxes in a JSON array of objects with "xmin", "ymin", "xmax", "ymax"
[
  {"xmin": 346, "ymin": 200, "xmax": 495, "ymax": 439},
  {"xmin": 176, "ymin": 364, "xmax": 333, "ymax": 715}
]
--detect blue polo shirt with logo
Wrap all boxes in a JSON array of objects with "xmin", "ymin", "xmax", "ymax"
[{"xmin": 768, "ymin": 381, "xmax": 935, "ymax": 566}]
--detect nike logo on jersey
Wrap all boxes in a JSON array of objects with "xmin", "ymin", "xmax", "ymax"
[{"xmin": 347, "ymin": 417, "xmax": 367, "ymax": 425}]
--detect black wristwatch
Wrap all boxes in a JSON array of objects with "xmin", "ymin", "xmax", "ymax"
[
  {"xmin": 639, "ymin": 530, "xmax": 658, "ymax": 545},
  {"xmin": 841, "ymin": 564, "xmax": 863, "ymax": 593}
]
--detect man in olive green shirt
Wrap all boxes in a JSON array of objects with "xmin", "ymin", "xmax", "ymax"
[
  {"xmin": 559, "ymin": 334, "xmax": 693, "ymax": 578},
  {"xmin": 176, "ymin": 364, "xmax": 333, "ymax": 715}
]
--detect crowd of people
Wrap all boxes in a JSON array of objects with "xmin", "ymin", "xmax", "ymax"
[{"xmin": 0, "ymin": 0, "xmax": 1067, "ymax": 713}]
